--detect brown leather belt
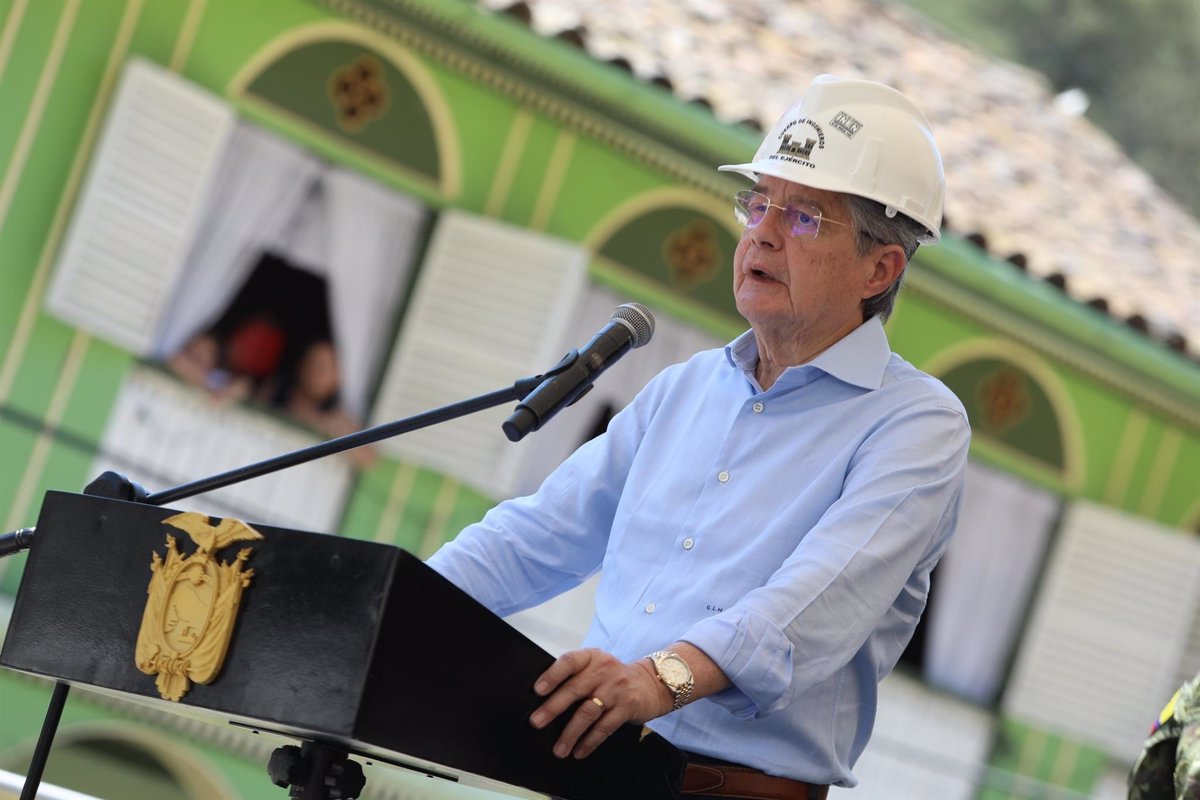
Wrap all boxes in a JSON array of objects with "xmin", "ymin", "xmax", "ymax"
[{"xmin": 681, "ymin": 761, "xmax": 829, "ymax": 800}]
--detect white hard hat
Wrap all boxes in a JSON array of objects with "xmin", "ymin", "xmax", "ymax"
[{"xmin": 719, "ymin": 74, "xmax": 945, "ymax": 244}]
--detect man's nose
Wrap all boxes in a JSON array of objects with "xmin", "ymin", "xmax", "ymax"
[{"xmin": 749, "ymin": 207, "xmax": 786, "ymax": 249}]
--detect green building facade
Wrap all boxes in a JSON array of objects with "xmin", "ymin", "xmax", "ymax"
[{"xmin": 1, "ymin": 1, "xmax": 1198, "ymax": 797}]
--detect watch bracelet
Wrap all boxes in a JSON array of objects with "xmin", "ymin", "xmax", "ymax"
[{"xmin": 647, "ymin": 650, "xmax": 694, "ymax": 710}]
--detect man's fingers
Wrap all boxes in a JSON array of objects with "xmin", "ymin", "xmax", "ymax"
[
  {"xmin": 551, "ymin": 694, "xmax": 609, "ymax": 758},
  {"xmin": 573, "ymin": 715, "xmax": 621, "ymax": 759},
  {"xmin": 527, "ymin": 648, "xmax": 644, "ymax": 760},
  {"xmin": 534, "ymin": 649, "xmax": 590, "ymax": 696},
  {"xmin": 530, "ymin": 673, "xmax": 593, "ymax": 729}
]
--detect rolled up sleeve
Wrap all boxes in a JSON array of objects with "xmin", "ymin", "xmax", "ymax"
[{"xmin": 681, "ymin": 402, "xmax": 970, "ymax": 719}]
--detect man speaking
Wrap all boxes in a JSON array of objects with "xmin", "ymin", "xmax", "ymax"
[{"xmin": 428, "ymin": 74, "xmax": 970, "ymax": 799}]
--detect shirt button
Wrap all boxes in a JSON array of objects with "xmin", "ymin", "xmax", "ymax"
[
  {"xmin": 718, "ymin": 470, "xmax": 730, "ymax": 483},
  {"xmin": 752, "ymin": 401, "xmax": 764, "ymax": 413},
  {"xmin": 683, "ymin": 537, "xmax": 695, "ymax": 550},
  {"xmin": 645, "ymin": 602, "xmax": 656, "ymax": 614}
]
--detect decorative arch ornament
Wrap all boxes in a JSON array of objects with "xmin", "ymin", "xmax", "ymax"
[
  {"xmin": 924, "ymin": 338, "xmax": 1085, "ymax": 490},
  {"xmin": 585, "ymin": 188, "xmax": 743, "ymax": 321},
  {"xmin": 228, "ymin": 21, "xmax": 461, "ymax": 199}
]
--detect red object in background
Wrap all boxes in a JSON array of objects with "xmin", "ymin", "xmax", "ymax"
[{"xmin": 225, "ymin": 318, "xmax": 287, "ymax": 378}]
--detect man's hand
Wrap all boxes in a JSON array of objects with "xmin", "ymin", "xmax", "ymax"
[{"xmin": 529, "ymin": 648, "xmax": 672, "ymax": 759}]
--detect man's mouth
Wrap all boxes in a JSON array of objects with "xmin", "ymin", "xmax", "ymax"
[{"xmin": 748, "ymin": 267, "xmax": 778, "ymax": 282}]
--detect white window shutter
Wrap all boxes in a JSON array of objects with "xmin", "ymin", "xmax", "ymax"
[
  {"xmin": 831, "ymin": 673, "xmax": 994, "ymax": 800},
  {"xmin": 370, "ymin": 210, "xmax": 588, "ymax": 498},
  {"xmin": 1003, "ymin": 500, "xmax": 1200, "ymax": 758},
  {"xmin": 45, "ymin": 58, "xmax": 236, "ymax": 355}
]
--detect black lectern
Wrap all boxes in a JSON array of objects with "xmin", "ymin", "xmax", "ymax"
[{"xmin": 0, "ymin": 491, "xmax": 684, "ymax": 799}]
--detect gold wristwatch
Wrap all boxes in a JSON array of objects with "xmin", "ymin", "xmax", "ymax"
[{"xmin": 647, "ymin": 650, "xmax": 694, "ymax": 710}]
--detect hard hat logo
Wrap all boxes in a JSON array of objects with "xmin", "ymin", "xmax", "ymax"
[
  {"xmin": 770, "ymin": 117, "xmax": 825, "ymax": 169},
  {"xmin": 829, "ymin": 111, "xmax": 863, "ymax": 139},
  {"xmin": 718, "ymin": 74, "xmax": 946, "ymax": 244},
  {"xmin": 778, "ymin": 134, "xmax": 816, "ymax": 160}
]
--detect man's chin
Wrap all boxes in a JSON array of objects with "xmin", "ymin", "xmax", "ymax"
[{"xmin": 735, "ymin": 291, "xmax": 788, "ymax": 322}]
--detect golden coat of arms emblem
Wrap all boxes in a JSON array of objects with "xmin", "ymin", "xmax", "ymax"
[{"xmin": 135, "ymin": 512, "xmax": 263, "ymax": 701}]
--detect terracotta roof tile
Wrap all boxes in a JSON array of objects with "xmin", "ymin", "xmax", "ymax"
[{"xmin": 478, "ymin": 0, "xmax": 1200, "ymax": 356}]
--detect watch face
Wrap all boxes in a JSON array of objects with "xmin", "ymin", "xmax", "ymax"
[{"xmin": 660, "ymin": 656, "xmax": 690, "ymax": 685}]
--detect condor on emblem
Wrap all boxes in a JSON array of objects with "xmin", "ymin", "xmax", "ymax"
[{"xmin": 135, "ymin": 512, "xmax": 263, "ymax": 701}]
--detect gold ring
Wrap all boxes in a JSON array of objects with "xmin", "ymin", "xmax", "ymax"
[{"xmin": 590, "ymin": 697, "xmax": 605, "ymax": 710}]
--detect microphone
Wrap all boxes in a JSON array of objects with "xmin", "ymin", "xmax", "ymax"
[
  {"xmin": 503, "ymin": 303, "xmax": 654, "ymax": 442},
  {"xmin": 0, "ymin": 527, "xmax": 35, "ymax": 558}
]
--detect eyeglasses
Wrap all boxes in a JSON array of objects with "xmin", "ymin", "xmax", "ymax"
[{"xmin": 733, "ymin": 189, "xmax": 849, "ymax": 239}]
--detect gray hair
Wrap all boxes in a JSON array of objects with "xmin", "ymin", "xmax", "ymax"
[{"xmin": 840, "ymin": 194, "xmax": 927, "ymax": 322}]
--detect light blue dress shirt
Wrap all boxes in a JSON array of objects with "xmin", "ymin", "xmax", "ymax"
[{"xmin": 427, "ymin": 316, "xmax": 970, "ymax": 787}]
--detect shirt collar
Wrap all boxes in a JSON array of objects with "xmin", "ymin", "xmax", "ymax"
[{"xmin": 724, "ymin": 315, "xmax": 892, "ymax": 390}]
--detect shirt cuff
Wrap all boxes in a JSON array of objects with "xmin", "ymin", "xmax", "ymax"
[{"xmin": 681, "ymin": 608, "xmax": 794, "ymax": 719}]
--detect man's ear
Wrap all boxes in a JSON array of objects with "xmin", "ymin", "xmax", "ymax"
[{"xmin": 862, "ymin": 245, "xmax": 907, "ymax": 300}]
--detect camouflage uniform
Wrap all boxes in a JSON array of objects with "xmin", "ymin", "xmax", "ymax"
[{"xmin": 1130, "ymin": 675, "xmax": 1200, "ymax": 799}]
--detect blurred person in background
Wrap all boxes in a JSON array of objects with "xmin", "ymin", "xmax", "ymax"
[
  {"xmin": 268, "ymin": 337, "xmax": 376, "ymax": 468},
  {"xmin": 1130, "ymin": 673, "xmax": 1200, "ymax": 799},
  {"xmin": 167, "ymin": 311, "xmax": 287, "ymax": 406}
]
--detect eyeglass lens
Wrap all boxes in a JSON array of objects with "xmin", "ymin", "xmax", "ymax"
[{"xmin": 734, "ymin": 190, "xmax": 823, "ymax": 238}]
